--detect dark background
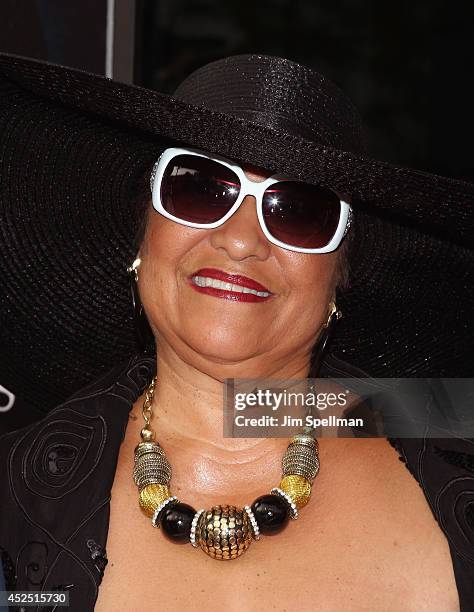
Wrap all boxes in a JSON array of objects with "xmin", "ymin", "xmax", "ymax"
[
  {"xmin": 0, "ymin": 0, "xmax": 473, "ymax": 432},
  {"xmin": 1, "ymin": 0, "xmax": 107, "ymax": 72}
]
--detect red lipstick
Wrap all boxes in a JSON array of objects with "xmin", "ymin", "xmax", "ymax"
[{"xmin": 187, "ymin": 268, "xmax": 273, "ymax": 302}]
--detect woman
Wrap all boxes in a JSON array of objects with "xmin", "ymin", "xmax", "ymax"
[{"xmin": 0, "ymin": 53, "xmax": 473, "ymax": 611}]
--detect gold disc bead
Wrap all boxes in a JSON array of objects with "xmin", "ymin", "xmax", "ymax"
[
  {"xmin": 196, "ymin": 505, "xmax": 252, "ymax": 560},
  {"xmin": 139, "ymin": 484, "xmax": 172, "ymax": 517},
  {"xmin": 279, "ymin": 475, "xmax": 312, "ymax": 508}
]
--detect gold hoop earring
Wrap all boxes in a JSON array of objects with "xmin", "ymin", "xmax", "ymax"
[
  {"xmin": 310, "ymin": 301, "xmax": 342, "ymax": 376},
  {"xmin": 324, "ymin": 300, "xmax": 340, "ymax": 327},
  {"xmin": 126, "ymin": 256, "xmax": 154, "ymax": 354}
]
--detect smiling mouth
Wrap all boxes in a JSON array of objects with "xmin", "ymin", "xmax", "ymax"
[
  {"xmin": 191, "ymin": 275, "xmax": 271, "ymax": 297},
  {"xmin": 187, "ymin": 268, "xmax": 273, "ymax": 302}
]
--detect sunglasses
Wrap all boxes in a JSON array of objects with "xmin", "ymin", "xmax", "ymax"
[{"xmin": 150, "ymin": 147, "xmax": 353, "ymax": 253}]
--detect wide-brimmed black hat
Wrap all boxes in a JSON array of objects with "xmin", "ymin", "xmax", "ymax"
[{"xmin": 0, "ymin": 51, "xmax": 473, "ymax": 414}]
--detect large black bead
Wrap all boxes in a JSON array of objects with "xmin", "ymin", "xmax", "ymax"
[
  {"xmin": 251, "ymin": 494, "xmax": 290, "ymax": 535},
  {"xmin": 160, "ymin": 502, "xmax": 197, "ymax": 544}
]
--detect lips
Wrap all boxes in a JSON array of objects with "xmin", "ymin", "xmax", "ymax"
[{"xmin": 189, "ymin": 268, "xmax": 272, "ymax": 293}]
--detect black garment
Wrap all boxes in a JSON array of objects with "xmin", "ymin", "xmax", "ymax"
[{"xmin": 0, "ymin": 353, "xmax": 473, "ymax": 611}]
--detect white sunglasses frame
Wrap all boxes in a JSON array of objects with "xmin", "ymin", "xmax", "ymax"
[{"xmin": 150, "ymin": 146, "xmax": 353, "ymax": 254}]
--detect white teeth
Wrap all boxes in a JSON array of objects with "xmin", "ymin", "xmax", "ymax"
[{"xmin": 192, "ymin": 276, "xmax": 270, "ymax": 297}]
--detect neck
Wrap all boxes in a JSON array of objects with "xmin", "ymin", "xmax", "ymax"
[{"xmin": 125, "ymin": 343, "xmax": 315, "ymax": 506}]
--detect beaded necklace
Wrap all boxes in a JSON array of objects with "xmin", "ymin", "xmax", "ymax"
[{"xmin": 132, "ymin": 376, "xmax": 320, "ymax": 560}]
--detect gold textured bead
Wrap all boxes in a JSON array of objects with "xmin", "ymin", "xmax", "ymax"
[
  {"xmin": 133, "ymin": 442, "xmax": 172, "ymax": 490},
  {"xmin": 279, "ymin": 475, "xmax": 312, "ymax": 508},
  {"xmin": 139, "ymin": 483, "xmax": 171, "ymax": 517},
  {"xmin": 196, "ymin": 505, "xmax": 252, "ymax": 560},
  {"xmin": 282, "ymin": 436, "xmax": 319, "ymax": 481}
]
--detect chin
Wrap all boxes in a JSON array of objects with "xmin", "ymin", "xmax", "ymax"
[{"xmin": 183, "ymin": 332, "xmax": 258, "ymax": 364}]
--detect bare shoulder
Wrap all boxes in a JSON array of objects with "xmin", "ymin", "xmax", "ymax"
[{"xmin": 293, "ymin": 438, "xmax": 460, "ymax": 610}]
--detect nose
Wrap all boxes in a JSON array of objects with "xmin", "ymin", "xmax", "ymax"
[{"xmin": 209, "ymin": 193, "xmax": 272, "ymax": 260}]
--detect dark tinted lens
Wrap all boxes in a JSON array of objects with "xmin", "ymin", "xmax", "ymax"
[
  {"xmin": 160, "ymin": 154, "xmax": 240, "ymax": 224},
  {"xmin": 262, "ymin": 181, "xmax": 341, "ymax": 248}
]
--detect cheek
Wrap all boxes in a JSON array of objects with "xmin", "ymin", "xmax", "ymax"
[
  {"xmin": 140, "ymin": 213, "xmax": 202, "ymax": 279},
  {"xmin": 137, "ymin": 217, "xmax": 192, "ymax": 312},
  {"xmin": 284, "ymin": 252, "xmax": 338, "ymax": 296},
  {"xmin": 141, "ymin": 214, "xmax": 180, "ymax": 263},
  {"xmin": 282, "ymin": 252, "xmax": 338, "ymax": 327}
]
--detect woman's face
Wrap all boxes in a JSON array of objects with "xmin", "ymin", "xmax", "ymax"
[{"xmin": 138, "ymin": 162, "xmax": 340, "ymax": 379}]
